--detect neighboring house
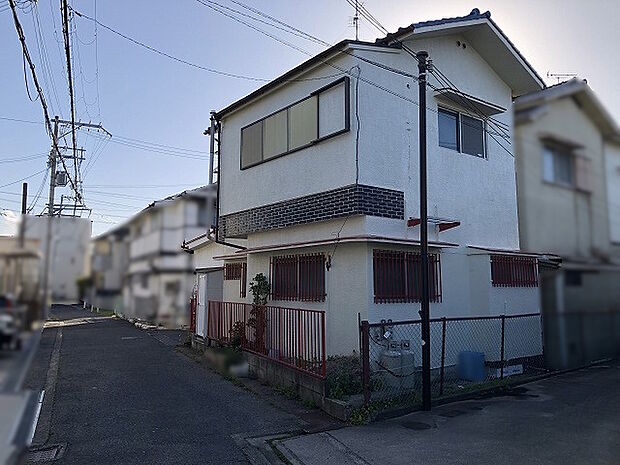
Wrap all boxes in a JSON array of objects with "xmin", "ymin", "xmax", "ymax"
[
  {"xmin": 0, "ymin": 236, "xmax": 40, "ymax": 302},
  {"xmin": 210, "ymin": 9, "xmax": 549, "ymax": 356},
  {"xmin": 24, "ymin": 216, "xmax": 91, "ymax": 302},
  {"xmin": 181, "ymin": 233, "xmax": 246, "ymax": 341},
  {"xmin": 88, "ymin": 185, "xmax": 217, "ymax": 327},
  {"xmin": 514, "ymin": 79, "xmax": 620, "ymax": 314},
  {"xmin": 89, "ymin": 225, "xmax": 130, "ymax": 312}
]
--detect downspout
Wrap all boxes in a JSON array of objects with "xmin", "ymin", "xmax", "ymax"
[{"xmin": 210, "ymin": 110, "xmax": 246, "ymax": 251}]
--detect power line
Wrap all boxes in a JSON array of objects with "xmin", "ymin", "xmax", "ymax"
[
  {"xmin": 61, "ymin": 0, "xmax": 80, "ymax": 198},
  {"xmin": 0, "ymin": 116, "xmax": 43, "ymax": 124},
  {"xmin": 0, "ymin": 168, "xmax": 47, "ymax": 189},
  {"xmin": 7, "ymin": 0, "xmax": 79, "ymax": 197},
  {"xmin": 70, "ymin": 6, "xmax": 339, "ymax": 83}
]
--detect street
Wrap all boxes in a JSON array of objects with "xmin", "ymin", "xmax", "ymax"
[
  {"xmin": 22, "ymin": 305, "xmax": 302, "ymax": 464},
  {"xmin": 22, "ymin": 305, "xmax": 620, "ymax": 465}
]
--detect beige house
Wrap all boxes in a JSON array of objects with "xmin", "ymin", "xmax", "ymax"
[
  {"xmin": 0, "ymin": 236, "xmax": 40, "ymax": 301},
  {"xmin": 514, "ymin": 78, "xmax": 620, "ymax": 313}
]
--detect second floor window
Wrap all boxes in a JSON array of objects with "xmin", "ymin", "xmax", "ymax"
[
  {"xmin": 270, "ymin": 253, "xmax": 326, "ymax": 302},
  {"xmin": 543, "ymin": 146, "xmax": 573, "ymax": 186},
  {"xmin": 438, "ymin": 107, "xmax": 486, "ymax": 158},
  {"xmin": 240, "ymin": 77, "xmax": 349, "ymax": 169}
]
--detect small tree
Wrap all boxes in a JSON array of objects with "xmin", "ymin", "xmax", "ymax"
[
  {"xmin": 249, "ymin": 273, "xmax": 270, "ymax": 305},
  {"xmin": 248, "ymin": 273, "xmax": 270, "ymax": 353}
]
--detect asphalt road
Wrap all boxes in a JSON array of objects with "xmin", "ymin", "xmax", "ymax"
[{"xmin": 23, "ymin": 305, "xmax": 302, "ymax": 465}]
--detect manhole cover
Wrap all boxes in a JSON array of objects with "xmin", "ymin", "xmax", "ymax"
[
  {"xmin": 25, "ymin": 444, "xmax": 66, "ymax": 462},
  {"xmin": 401, "ymin": 420, "xmax": 433, "ymax": 430}
]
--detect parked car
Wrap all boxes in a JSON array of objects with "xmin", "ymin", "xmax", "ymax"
[{"xmin": 0, "ymin": 294, "xmax": 21, "ymax": 351}]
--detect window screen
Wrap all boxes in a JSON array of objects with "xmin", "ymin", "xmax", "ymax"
[
  {"xmin": 263, "ymin": 110, "xmax": 288, "ymax": 160},
  {"xmin": 241, "ymin": 121, "xmax": 263, "ymax": 168},
  {"xmin": 461, "ymin": 115, "xmax": 484, "ymax": 157},
  {"xmin": 288, "ymin": 96, "xmax": 317, "ymax": 150},
  {"xmin": 490, "ymin": 255, "xmax": 538, "ymax": 287},
  {"xmin": 543, "ymin": 146, "xmax": 574, "ymax": 186},
  {"xmin": 373, "ymin": 250, "xmax": 442, "ymax": 303},
  {"xmin": 270, "ymin": 254, "xmax": 325, "ymax": 302},
  {"xmin": 318, "ymin": 81, "xmax": 346, "ymax": 138},
  {"xmin": 438, "ymin": 108, "xmax": 459, "ymax": 151}
]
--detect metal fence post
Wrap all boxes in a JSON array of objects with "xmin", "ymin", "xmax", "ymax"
[
  {"xmin": 439, "ymin": 317, "xmax": 446, "ymax": 396},
  {"xmin": 321, "ymin": 312, "xmax": 326, "ymax": 377},
  {"xmin": 361, "ymin": 320, "xmax": 371, "ymax": 405},
  {"xmin": 500, "ymin": 314, "xmax": 506, "ymax": 380}
]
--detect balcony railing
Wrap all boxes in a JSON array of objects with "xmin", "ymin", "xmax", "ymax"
[{"xmin": 207, "ymin": 301, "xmax": 326, "ymax": 378}]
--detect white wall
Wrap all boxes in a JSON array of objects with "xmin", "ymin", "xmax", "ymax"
[
  {"xmin": 605, "ymin": 142, "xmax": 620, "ymax": 249},
  {"xmin": 219, "ymin": 37, "xmax": 520, "ymax": 250},
  {"xmin": 25, "ymin": 216, "xmax": 91, "ymax": 301}
]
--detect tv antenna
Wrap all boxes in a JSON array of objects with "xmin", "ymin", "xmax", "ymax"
[{"xmin": 547, "ymin": 71, "xmax": 578, "ymax": 84}]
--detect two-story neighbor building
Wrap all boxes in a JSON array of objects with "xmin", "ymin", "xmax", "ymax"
[
  {"xmin": 88, "ymin": 185, "xmax": 217, "ymax": 327},
  {"xmin": 210, "ymin": 9, "xmax": 548, "ymax": 356},
  {"xmin": 25, "ymin": 216, "xmax": 91, "ymax": 302},
  {"xmin": 514, "ymin": 78, "xmax": 620, "ymax": 314}
]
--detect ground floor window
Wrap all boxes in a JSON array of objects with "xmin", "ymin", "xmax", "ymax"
[
  {"xmin": 373, "ymin": 249, "xmax": 442, "ymax": 303},
  {"xmin": 270, "ymin": 253, "xmax": 326, "ymax": 302},
  {"xmin": 490, "ymin": 254, "xmax": 538, "ymax": 287},
  {"xmin": 224, "ymin": 262, "xmax": 247, "ymax": 297}
]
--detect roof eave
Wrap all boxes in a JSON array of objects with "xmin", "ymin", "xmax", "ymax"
[{"xmin": 214, "ymin": 39, "xmax": 384, "ymax": 120}]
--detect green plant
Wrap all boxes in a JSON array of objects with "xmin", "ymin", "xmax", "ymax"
[
  {"xmin": 273, "ymin": 383, "xmax": 298, "ymax": 400},
  {"xmin": 326, "ymin": 355, "xmax": 363, "ymax": 400},
  {"xmin": 249, "ymin": 273, "xmax": 270, "ymax": 305},
  {"xmin": 248, "ymin": 273, "xmax": 270, "ymax": 352},
  {"xmin": 229, "ymin": 321, "xmax": 246, "ymax": 349},
  {"xmin": 75, "ymin": 275, "xmax": 93, "ymax": 300},
  {"xmin": 302, "ymin": 398, "xmax": 317, "ymax": 409}
]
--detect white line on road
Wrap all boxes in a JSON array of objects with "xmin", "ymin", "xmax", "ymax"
[{"xmin": 27, "ymin": 390, "xmax": 45, "ymax": 445}]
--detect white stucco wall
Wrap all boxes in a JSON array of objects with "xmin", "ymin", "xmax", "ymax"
[
  {"xmin": 605, "ymin": 142, "xmax": 620, "ymax": 249},
  {"xmin": 219, "ymin": 36, "xmax": 520, "ymax": 250},
  {"xmin": 25, "ymin": 216, "xmax": 91, "ymax": 301}
]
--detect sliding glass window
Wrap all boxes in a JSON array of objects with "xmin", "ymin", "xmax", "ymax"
[{"xmin": 240, "ymin": 77, "xmax": 349, "ymax": 169}]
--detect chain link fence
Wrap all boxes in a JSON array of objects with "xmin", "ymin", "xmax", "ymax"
[{"xmin": 360, "ymin": 313, "xmax": 548, "ymax": 406}]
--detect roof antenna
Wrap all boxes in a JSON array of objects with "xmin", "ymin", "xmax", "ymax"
[{"xmin": 546, "ymin": 71, "xmax": 578, "ymax": 84}]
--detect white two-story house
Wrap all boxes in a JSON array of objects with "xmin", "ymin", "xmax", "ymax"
[
  {"xmin": 88, "ymin": 185, "xmax": 217, "ymax": 327},
  {"xmin": 210, "ymin": 9, "xmax": 548, "ymax": 355}
]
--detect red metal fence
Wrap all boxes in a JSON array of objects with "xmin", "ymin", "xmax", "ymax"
[{"xmin": 207, "ymin": 301, "xmax": 326, "ymax": 378}]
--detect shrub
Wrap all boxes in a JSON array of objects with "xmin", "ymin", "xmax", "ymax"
[{"xmin": 326, "ymin": 354, "xmax": 363, "ymax": 400}]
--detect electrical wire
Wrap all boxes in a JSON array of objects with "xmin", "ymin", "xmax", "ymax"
[
  {"xmin": 70, "ymin": 6, "xmax": 341, "ymax": 83},
  {"xmin": 0, "ymin": 168, "xmax": 47, "ymax": 189},
  {"xmin": 7, "ymin": 0, "xmax": 80, "ymax": 198}
]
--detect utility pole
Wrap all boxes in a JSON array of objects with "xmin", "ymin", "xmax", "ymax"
[
  {"xmin": 21, "ymin": 183, "xmax": 28, "ymax": 216},
  {"xmin": 417, "ymin": 51, "xmax": 432, "ymax": 411},
  {"xmin": 208, "ymin": 111, "xmax": 216, "ymax": 185},
  {"xmin": 14, "ymin": 183, "xmax": 28, "ymax": 299},
  {"xmin": 353, "ymin": 0, "xmax": 359, "ymax": 40},
  {"xmin": 40, "ymin": 116, "xmax": 60, "ymax": 320}
]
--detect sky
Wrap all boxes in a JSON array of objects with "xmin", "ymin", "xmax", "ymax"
[{"xmin": 1, "ymin": 0, "xmax": 619, "ymax": 236}]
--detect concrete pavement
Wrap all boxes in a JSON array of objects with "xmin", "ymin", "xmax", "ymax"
[
  {"xmin": 21, "ymin": 305, "xmax": 305, "ymax": 465},
  {"xmin": 276, "ymin": 363, "xmax": 620, "ymax": 465}
]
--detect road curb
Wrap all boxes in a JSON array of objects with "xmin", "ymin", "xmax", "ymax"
[{"xmin": 31, "ymin": 327, "xmax": 62, "ymax": 447}]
